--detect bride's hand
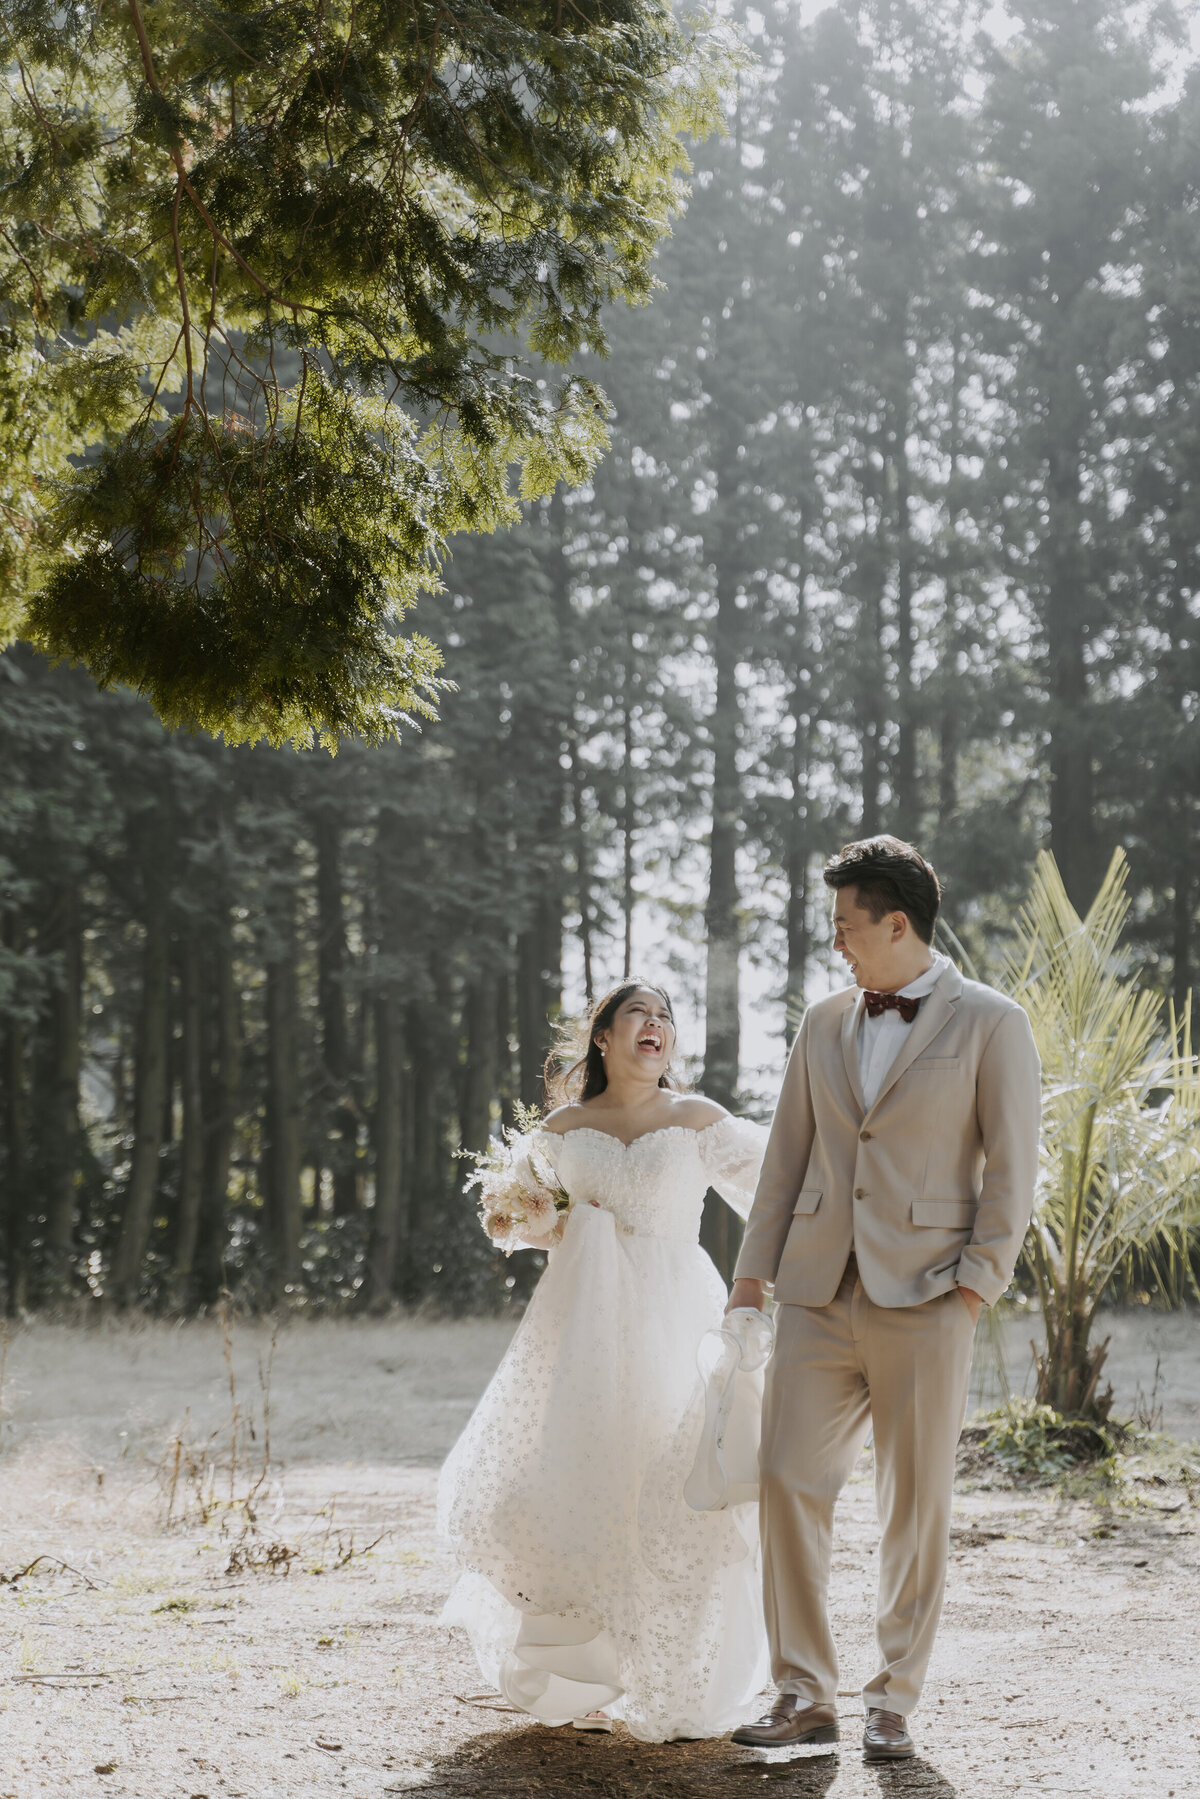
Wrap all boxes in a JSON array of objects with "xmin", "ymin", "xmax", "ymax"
[
  {"xmin": 525, "ymin": 1200, "xmax": 603, "ymax": 1251},
  {"xmin": 520, "ymin": 1213, "xmax": 569, "ymax": 1252}
]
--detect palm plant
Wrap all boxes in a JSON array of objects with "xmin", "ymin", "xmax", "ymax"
[{"xmin": 1003, "ymin": 850, "xmax": 1200, "ymax": 1421}]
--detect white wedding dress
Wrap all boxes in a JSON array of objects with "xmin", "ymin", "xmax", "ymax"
[{"xmin": 437, "ymin": 1117, "xmax": 771, "ymax": 1742}]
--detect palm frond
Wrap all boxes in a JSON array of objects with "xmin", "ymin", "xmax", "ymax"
[{"xmin": 1002, "ymin": 850, "xmax": 1200, "ymax": 1418}]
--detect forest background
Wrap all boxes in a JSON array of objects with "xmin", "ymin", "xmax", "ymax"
[{"xmin": 3, "ymin": 0, "xmax": 1200, "ymax": 1316}]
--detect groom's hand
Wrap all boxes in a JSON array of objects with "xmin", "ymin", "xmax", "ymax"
[
  {"xmin": 958, "ymin": 1285, "xmax": 984, "ymax": 1324},
  {"xmin": 727, "ymin": 1278, "xmax": 766, "ymax": 1313}
]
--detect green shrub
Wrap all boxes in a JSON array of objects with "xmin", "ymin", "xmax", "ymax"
[{"xmin": 976, "ymin": 1397, "xmax": 1121, "ymax": 1482}]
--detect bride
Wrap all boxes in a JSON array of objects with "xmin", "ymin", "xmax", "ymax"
[{"xmin": 437, "ymin": 978, "xmax": 770, "ymax": 1742}]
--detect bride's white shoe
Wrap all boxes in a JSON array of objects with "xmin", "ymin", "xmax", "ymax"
[{"xmin": 572, "ymin": 1711, "xmax": 614, "ymax": 1732}]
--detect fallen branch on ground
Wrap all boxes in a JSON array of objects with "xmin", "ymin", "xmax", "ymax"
[{"xmin": 0, "ymin": 1554, "xmax": 105, "ymax": 1591}]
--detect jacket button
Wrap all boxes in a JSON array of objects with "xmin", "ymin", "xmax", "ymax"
[
  {"xmin": 860, "ymin": 1129, "xmax": 872, "ymax": 1141},
  {"xmin": 854, "ymin": 1187, "xmax": 865, "ymax": 1199}
]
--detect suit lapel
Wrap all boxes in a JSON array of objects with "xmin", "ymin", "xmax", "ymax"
[
  {"xmin": 865, "ymin": 965, "xmax": 959, "ymax": 1116},
  {"xmin": 840, "ymin": 993, "xmax": 867, "ymax": 1116}
]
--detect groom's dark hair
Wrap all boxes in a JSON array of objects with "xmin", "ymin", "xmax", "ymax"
[{"xmin": 823, "ymin": 836, "xmax": 941, "ymax": 945}]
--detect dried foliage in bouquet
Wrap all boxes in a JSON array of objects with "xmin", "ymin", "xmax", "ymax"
[{"xmin": 460, "ymin": 1105, "xmax": 570, "ymax": 1255}]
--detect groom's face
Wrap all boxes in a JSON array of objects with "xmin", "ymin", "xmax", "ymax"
[{"xmin": 831, "ymin": 887, "xmax": 905, "ymax": 990}]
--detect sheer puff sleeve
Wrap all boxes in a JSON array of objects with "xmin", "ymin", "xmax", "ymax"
[{"xmin": 698, "ymin": 1115, "xmax": 768, "ymax": 1221}]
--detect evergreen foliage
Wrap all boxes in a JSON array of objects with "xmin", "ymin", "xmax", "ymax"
[{"xmin": 0, "ymin": 0, "xmax": 729, "ymax": 743}]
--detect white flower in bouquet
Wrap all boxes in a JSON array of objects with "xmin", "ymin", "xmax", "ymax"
[
  {"xmin": 459, "ymin": 1107, "xmax": 570, "ymax": 1256},
  {"xmin": 508, "ymin": 1141, "xmax": 543, "ymax": 1195}
]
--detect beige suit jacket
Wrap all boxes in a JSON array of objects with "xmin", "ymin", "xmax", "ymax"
[{"xmin": 734, "ymin": 962, "xmax": 1041, "ymax": 1309}]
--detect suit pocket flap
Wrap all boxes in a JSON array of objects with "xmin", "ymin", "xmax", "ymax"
[
  {"xmin": 912, "ymin": 1200, "xmax": 975, "ymax": 1228},
  {"xmin": 793, "ymin": 1189, "xmax": 822, "ymax": 1216},
  {"xmin": 908, "ymin": 1057, "xmax": 961, "ymax": 1071}
]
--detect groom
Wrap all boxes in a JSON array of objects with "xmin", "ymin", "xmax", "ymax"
[{"xmin": 727, "ymin": 836, "xmax": 1040, "ymax": 1761}]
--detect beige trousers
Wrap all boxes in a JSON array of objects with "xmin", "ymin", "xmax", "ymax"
[{"xmin": 760, "ymin": 1259, "xmax": 976, "ymax": 1717}]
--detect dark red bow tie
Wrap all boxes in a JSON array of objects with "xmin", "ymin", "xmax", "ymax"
[{"xmin": 863, "ymin": 990, "xmax": 922, "ymax": 1023}]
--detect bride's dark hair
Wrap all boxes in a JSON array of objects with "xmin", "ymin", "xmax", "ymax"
[{"xmin": 544, "ymin": 978, "xmax": 686, "ymax": 1108}]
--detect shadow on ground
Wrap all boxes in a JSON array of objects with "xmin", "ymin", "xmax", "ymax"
[{"xmin": 405, "ymin": 1727, "xmax": 959, "ymax": 1798}]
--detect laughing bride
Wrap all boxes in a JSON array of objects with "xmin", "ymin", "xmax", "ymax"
[{"xmin": 437, "ymin": 979, "xmax": 770, "ymax": 1742}]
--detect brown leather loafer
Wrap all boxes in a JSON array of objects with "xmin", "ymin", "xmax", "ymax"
[
  {"xmin": 862, "ymin": 1707, "xmax": 914, "ymax": 1760},
  {"xmin": 731, "ymin": 1695, "xmax": 839, "ymax": 1747}
]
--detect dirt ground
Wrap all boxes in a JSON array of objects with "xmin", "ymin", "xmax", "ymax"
[{"xmin": 0, "ymin": 1309, "xmax": 1195, "ymax": 1799}]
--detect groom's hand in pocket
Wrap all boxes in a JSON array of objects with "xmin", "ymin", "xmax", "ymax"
[
  {"xmin": 727, "ymin": 1278, "xmax": 766, "ymax": 1313},
  {"xmin": 957, "ymin": 1285, "xmax": 984, "ymax": 1324}
]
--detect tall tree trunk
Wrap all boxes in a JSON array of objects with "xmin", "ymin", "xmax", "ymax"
[
  {"xmin": 1045, "ymin": 429, "xmax": 1097, "ymax": 909},
  {"xmin": 515, "ymin": 795, "xmax": 565, "ymax": 1103},
  {"xmin": 1172, "ymin": 866, "xmax": 1193, "ymax": 1017},
  {"xmin": 363, "ymin": 985, "xmax": 405, "ymax": 1309},
  {"xmin": 1, "ymin": 909, "xmax": 29, "ymax": 1315},
  {"xmin": 704, "ymin": 564, "xmax": 742, "ymax": 1108},
  {"xmin": 538, "ymin": 886, "xmax": 562, "ymax": 1027},
  {"xmin": 264, "ymin": 889, "xmax": 302, "ymax": 1301},
  {"xmin": 784, "ymin": 554, "xmax": 814, "ymax": 1049},
  {"xmin": 515, "ymin": 780, "xmax": 564, "ymax": 1102},
  {"xmin": 460, "ymin": 975, "xmax": 496, "ymax": 1154},
  {"xmin": 171, "ymin": 925, "xmax": 205, "ymax": 1303},
  {"xmin": 1165, "ymin": 548, "xmax": 1197, "ymax": 1014},
  {"xmin": 362, "ymin": 805, "xmax": 408, "ymax": 1307},
  {"xmin": 857, "ymin": 472, "xmax": 888, "ymax": 837},
  {"xmin": 315, "ymin": 811, "xmax": 359, "ymax": 1216},
  {"xmin": 620, "ymin": 585, "xmax": 638, "ymax": 976},
  {"xmin": 516, "ymin": 927, "xmax": 547, "ymax": 1108},
  {"xmin": 936, "ymin": 699, "xmax": 960, "ymax": 832},
  {"xmin": 545, "ymin": 488, "xmax": 595, "ymax": 1004},
  {"xmin": 197, "ymin": 902, "xmax": 239, "ymax": 1306},
  {"xmin": 42, "ymin": 880, "xmax": 83, "ymax": 1288},
  {"xmin": 496, "ymin": 962, "xmax": 517, "ymax": 1127},
  {"xmin": 892, "ymin": 370, "xmax": 918, "ymax": 837},
  {"xmin": 408, "ymin": 995, "xmax": 440, "ymax": 1246},
  {"xmin": 112, "ymin": 862, "xmax": 171, "ymax": 1307},
  {"xmin": 516, "ymin": 889, "xmax": 561, "ymax": 1109},
  {"xmin": 572, "ymin": 773, "xmax": 596, "ymax": 1006},
  {"xmin": 937, "ymin": 338, "xmax": 966, "ymax": 839},
  {"xmin": 702, "ymin": 450, "xmax": 744, "ymax": 1280}
]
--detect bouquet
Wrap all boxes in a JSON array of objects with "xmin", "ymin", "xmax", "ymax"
[{"xmin": 461, "ymin": 1107, "xmax": 571, "ymax": 1255}]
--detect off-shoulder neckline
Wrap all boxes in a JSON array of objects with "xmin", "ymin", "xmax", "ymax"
[{"xmin": 538, "ymin": 1119, "xmax": 733, "ymax": 1151}]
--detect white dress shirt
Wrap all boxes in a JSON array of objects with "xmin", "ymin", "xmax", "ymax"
[{"xmin": 856, "ymin": 952, "xmax": 949, "ymax": 1111}]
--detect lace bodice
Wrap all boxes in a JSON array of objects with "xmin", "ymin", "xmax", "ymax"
[{"xmin": 536, "ymin": 1115, "xmax": 765, "ymax": 1245}]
